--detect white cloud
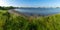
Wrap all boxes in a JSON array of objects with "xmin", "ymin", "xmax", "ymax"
[{"xmin": 0, "ymin": 0, "xmax": 9, "ymax": 6}]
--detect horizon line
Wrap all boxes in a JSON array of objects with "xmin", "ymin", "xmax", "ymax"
[{"xmin": 0, "ymin": 6, "xmax": 60, "ymax": 8}]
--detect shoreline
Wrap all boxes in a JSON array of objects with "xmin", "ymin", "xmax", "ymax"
[{"xmin": 8, "ymin": 9, "xmax": 60, "ymax": 17}]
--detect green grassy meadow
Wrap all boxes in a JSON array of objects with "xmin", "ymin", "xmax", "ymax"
[{"xmin": 0, "ymin": 10, "xmax": 60, "ymax": 30}]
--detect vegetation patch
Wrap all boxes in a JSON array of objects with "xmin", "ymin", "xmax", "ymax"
[{"xmin": 0, "ymin": 10, "xmax": 60, "ymax": 30}]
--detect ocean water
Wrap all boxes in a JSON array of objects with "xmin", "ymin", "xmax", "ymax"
[{"xmin": 14, "ymin": 8, "xmax": 60, "ymax": 16}]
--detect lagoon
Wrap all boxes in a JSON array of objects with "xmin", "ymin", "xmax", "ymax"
[{"xmin": 14, "ymin": 8, "xmax": 60, "ymax": 16}]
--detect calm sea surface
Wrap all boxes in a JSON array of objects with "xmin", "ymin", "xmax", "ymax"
[{"xmin": 14, "ymin": 8, "xmax": 60, "ymax": 16}]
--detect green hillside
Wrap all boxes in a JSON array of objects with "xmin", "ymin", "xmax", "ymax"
[{"xmin": 0, "ymin": 10, "xmax": 60, "ymax": 30}]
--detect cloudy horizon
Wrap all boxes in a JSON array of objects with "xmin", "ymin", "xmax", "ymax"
[{"xmin": 0, "ymin": 0, "xmax": 60, "ymax": 7}]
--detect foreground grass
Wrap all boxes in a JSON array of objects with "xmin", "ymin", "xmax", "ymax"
[{"xmin": 0, "ymin": 10, "xmax": 60, "ymax": 30}]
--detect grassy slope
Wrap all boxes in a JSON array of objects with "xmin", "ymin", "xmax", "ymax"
[{"xmin": 0, "ymin": 10, "xmax": 60, "ymax": 30}]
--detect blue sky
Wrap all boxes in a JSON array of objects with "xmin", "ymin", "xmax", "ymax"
[{"xmin": 0, "ymin": 0, "xmax": 60, "ymax": 7}]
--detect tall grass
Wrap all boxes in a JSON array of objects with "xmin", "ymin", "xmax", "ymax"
[{"xmin": 0, "ymin": 10, "xmax": 60, "ymax": 30}]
